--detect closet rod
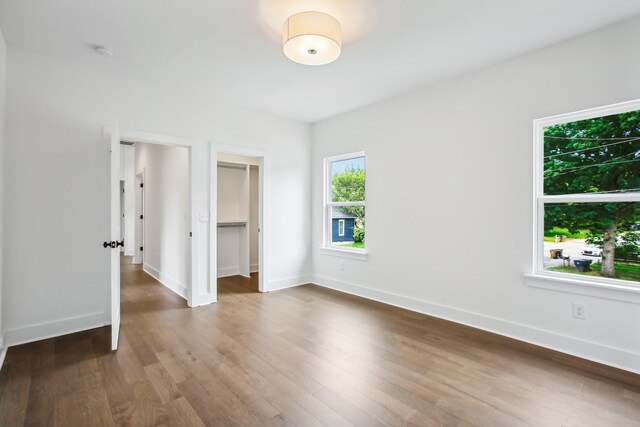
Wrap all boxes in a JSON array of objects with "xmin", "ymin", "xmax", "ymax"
[
  {"xmin": 217, "ymin": 222, "xmax": 247, "ymax": 228},
  {"xmin": 217, "ymin": 161, "xmax": 247, "ymax": 171}
]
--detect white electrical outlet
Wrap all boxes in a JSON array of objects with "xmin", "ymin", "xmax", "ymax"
[{"xmin": 572, "ymin": 303, "xmax": 586, "ymax": 320}]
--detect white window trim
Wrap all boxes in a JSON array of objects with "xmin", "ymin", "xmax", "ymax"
[
  {"xmin": 529, "ymin": 99, "xmax": 640, "ymax": 294},
  {"xmin": 323, "ymin": 151, "xmax": 368, "ymax": 259},
  {"xmin": 319, "ymin": 247, "xmax": 369, "ymax": 261},
  {"xmin": 338, "ymin": 219, "xmax": 345, "ymax": 237}
]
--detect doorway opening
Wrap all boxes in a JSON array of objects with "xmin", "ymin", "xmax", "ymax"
[
  {"xmin": 216, "ymin": 152, "xmax": 262, "ymax": 297},
  {"xmin": 108, "ymin": 126, "xmax": 208, "ymax": 350},
  {"xmin": 119, "ymin": 140, "xmax": 191, "ymax": 301}
]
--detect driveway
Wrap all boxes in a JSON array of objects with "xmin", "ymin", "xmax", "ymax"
[{"xmin": 543, "ymin": 238, "xmax": 601, "ymax": 268}]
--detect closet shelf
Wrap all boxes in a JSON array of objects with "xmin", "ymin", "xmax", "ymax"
[
  {"xmin": 217, "ymin": 221, "xmax": 247, "ymax": 228},
  {"xmin": 217, "ymin": 162, "xmax": 247, "ymax": 171}
]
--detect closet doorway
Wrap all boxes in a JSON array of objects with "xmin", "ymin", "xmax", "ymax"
[{"xmin": 216, "ymin": 152, "xmax": 263, "ymax": 296}]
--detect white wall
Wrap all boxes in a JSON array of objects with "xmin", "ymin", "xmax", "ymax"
[
  {"xmin": 3, "ymin": 47, "xmax": 311, "ymax": 345},
  {"xmin": 0, "ymin": 25, "xmax": 6, "ymax": 356},
  {"xmin": 217, "ymin": 227, "xmax": 243, "ymax": 278},
  {"xmin": 135, "ymin": 142, "xmax": 190, "ymax": 297},
  {"xmin": 311, "ymin": 17, "xmax": 640, "ymax": 374},
  {"xmin": 217, "ymin": 166, "xmax": 247, "ymax": 222}
]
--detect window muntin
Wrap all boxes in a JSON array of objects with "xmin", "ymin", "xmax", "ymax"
[
  {"xmin": 325, "ymin": 153, "xmax": 365, "ymax": 251},
  {"xmin": 535, "ymin": 103, "xmax": 640, "ymax": 286}
]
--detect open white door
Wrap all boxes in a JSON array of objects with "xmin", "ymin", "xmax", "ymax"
[{"xmin": 110, "ymin": 123, "xmax": 121, "ymax": 350}]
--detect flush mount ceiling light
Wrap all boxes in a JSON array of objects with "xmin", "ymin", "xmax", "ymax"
[{"xmin": 283, "ymin": 11, "xmax": 342, "ymax": 66}]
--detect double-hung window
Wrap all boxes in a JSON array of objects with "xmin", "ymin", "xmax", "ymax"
[
  {"xmin": 324, "ymin": 152, "xmax": 366, "ymax": 252},
  {"xmin": 533, "ymin": 100, "xmax": 640, "ymax": 287}
]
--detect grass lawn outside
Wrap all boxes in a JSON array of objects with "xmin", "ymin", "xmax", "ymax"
[
  {"xmin": 544, "ymin": 227, "xmax": 589, "ymax": 239},
  {"xmin": 543, "ymin": 236, "xmax": 584, "ymax": 242},
  {"xmin": 337, "ymin": 242, "xmax": 365, "ymax": 249},
  {"xmin": 547, "ymin": 262, "xmax": 640, "ymax": 283},
  {"xmin": 543, "ymin": 236, "xmax": 555, "ymax": 242}
]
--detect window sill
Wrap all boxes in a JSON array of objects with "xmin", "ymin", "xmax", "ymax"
[
  {"xmin": 319, "ymin": 247, "xmax": 369, "ymax": 261},
  {"xmin": 524, "ymin": 272, "xmax": 640, "ymax": 303}
]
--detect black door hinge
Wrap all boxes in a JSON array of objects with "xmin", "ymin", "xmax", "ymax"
[
  {"xmin": 140, "ymin": 183, "xmax": 144, "ymax": 188},
  {"xmin": 140, "ymin": 246, "xmax": 144, "ymax": 251},
  {"xmin": 140, "ymin": 215, "xmax": 143, "ymax": 219},
  {"xmin": 189, "ymin": 232, "xmax": 192, "ymax": 237}
]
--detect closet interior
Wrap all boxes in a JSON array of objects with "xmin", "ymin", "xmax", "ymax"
[{"xmin": 216, "ymin": 153, "xmax": 260, "ymax": 280}]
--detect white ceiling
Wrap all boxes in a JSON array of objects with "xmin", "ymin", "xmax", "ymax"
[{"xmin": 1, "ymin": 0, "xmax": 639, "ymax": 123}]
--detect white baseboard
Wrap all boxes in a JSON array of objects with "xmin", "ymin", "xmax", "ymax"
[
  {"xmin": 125, "ymin": 249, "xmax": 134, "ymax": 257},
  {"xmin": 4, "ymin": 312, "xmax": 106, "ymax": 347},
  {"xmin": 0, "ymin": 347, "xmax": 6, "ymax": 372},
  {"xmin": 193, "ymin": 293, "xmax": 217, "ymax": 307},
  {"xmin": 143, "ymin": 264, "xmax": 187, "ymax": 300},
  {"xmin": 250, "ymin": 263, "xmax": 259, "ymax": 273},
  {"xmin": 269, "ymin": 275, "xmax": 312, "ymax": 292},
  {"xmin": 217, "ymin": 266, "xmax": 241, "ymax": 278},
  {"xmin": 0, "ymin": 335, "xmax": 6, "ymax": 372},
  {"xmin": 312, "ymin": 275, "xmax": 640, "ymax": 375}
]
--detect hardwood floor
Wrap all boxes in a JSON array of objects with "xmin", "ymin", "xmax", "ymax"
[{"xmin": 1, "ymin": 260, "xmax": 640, "ymax": 426}]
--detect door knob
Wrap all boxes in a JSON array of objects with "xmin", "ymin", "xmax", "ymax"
[
  {"xmin": 116, "ymin": 240, "xmax": 124, "ymax": 247},
  {"xmin": 103, "ymin": 241, "xmax": 117, "ymax": 248}
]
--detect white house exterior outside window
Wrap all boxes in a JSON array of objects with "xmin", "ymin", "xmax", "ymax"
[{"xmin": 324, "ymin": 152, "xmax": 366, "ymax": 254}]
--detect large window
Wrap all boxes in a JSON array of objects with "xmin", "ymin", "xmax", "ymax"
[
  {"xmin": 325, "ymin": 152, "xmax": 366, "ymax": 251},
  {"xmin": 534, "ymin": 101, "xmax": 640, "ymax": 286}
]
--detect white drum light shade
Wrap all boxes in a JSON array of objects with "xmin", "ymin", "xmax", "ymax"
[{"xmin": 283, "ymin": 11, "xmax": 342, "ymax": 65}]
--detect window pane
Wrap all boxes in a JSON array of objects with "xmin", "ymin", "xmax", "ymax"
[
  {"xmin": 543, "ymin": 202, "xmax": 640, "ymax": 283},
  {"xmin": 331, "ymin": 156, "xmax": 365, "ymax": 202},
  {"xmin": 543, "ymin": 109, "xmax": 640, "ymax": 195},
  {"xmin": 330, "ymin": 206, "xmax": 364, "ymax": 248}
]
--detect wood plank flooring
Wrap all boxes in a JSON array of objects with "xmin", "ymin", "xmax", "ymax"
[{"xmin": 1, "ymin": 258, "xmax": 639, "ymax": 426}]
